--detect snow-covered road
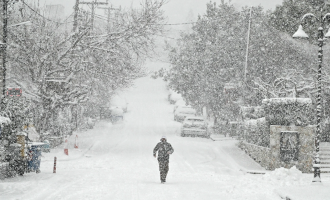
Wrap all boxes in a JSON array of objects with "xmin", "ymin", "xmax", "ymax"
[{"xmin": 1, "ymin": 68, "xmax": 316, "ymax": 200}]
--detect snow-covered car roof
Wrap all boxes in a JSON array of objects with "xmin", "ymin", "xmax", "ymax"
[
  {"xmin": 185, "ymin": 116, "xmax": 204, "ymax": 120},
  {"xmin": 175, "ymin": 99, "xmax": 186, "ymax": 106},
  {"xmin": 111, "ymin": 107, "xmax": 124, "ymax": 116},
  {"xmin": 170, "ymin": 92, "xmax": 182, "ymax": 100},
  {"xmin": 175, "ymin": 106, "xmax": 196, "ymax": 114},
  {"xmin": 110, "ymin": 95, "xmax": 127, "ymax": 107}
]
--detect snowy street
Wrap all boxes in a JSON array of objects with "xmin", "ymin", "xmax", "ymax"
[
  {"xmin": 2, "ymin": 0, "xmax": 330, "ymax": 199},
  {"xmin": 1, "ymin": 66, "xmax": 324, "ymax": 200}
]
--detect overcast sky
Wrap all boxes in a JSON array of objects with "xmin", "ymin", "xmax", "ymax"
[{"xmin": 35, "ymin": 0, "xmax": 283, "ymax": 23}]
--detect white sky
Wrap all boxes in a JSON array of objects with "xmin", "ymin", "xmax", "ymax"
[{"xmin": 33, "ymin": 0, "xmax": 283, "ymax": 23}]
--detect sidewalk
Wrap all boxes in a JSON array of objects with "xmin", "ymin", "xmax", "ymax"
[
  {"xmin": 275, "ymin": 183, "xmax": 330, "ymax": 200},
  {"xmin": 212, "ymin": 139, "xmax": 269, "ymax": 174},
  {"xmin": 209, "ymin": 134, "xmax": 236, "ymax": 141}
]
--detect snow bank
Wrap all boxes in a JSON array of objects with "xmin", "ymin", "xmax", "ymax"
[{"xmin": 262, "ymin": 166, "xmax": 305, "ymax": 186}]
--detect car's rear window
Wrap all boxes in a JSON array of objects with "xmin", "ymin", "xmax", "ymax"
[{"xmin": 181, "ymin": 108, "xmax": 195, "ymax": 114}]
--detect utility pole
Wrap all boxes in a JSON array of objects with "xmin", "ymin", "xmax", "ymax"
[
  {"xmin": 98, "ymin": 6, "xmax": 111, "ymax": 33},
  {"xmin": 243, "ymin": 7, "xmax": 252, "ymax": 105},
  {"xmin": 98, "ymin": 5, "xmax": 119, "ymax": 33},
  {"xmin": 73, "ymin": 0, "xmax": 80, "ymax": 32},
  {"xmin": 244, "ymin": 7, "xmax": 252, "ymax": 88},
  {"xmin": 79, "ymin": 0, "xmax": 108, "ymax": 31},
  {"xmin": 1, "ymin": 0, "xmax": 8, "ymax": 99}
]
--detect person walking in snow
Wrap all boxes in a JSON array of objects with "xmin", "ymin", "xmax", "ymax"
[{"xmin": 153, "ymin": 136, "xmax": 174, "ymax": 183}]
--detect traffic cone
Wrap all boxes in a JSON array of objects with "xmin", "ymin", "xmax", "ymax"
[
  {"xmin": 74, "ymin": 135, "xmax": 78, "ymax": 148},
  {"xmin": 64, "ymin": 139, "xmax": 69, "ymax": 155}
]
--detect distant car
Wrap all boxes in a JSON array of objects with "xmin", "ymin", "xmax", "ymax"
[
  {"xmin": 168, "ymin": 89, "xmax": 174, "ymax": 101},
  {"xmin": 86, "ymin": 117, "xmax": 96, "ymax": 129},
  {"xmin": 174, "ymin": 106, "xmax": 196, "ymax": 122},
  {"xmin": 173, "ymin": 99, "xmax": 186, "ymax": 113},
  {"xmin": 169, "ymin": 92, "xmax": 182, "ymax": 104},
  {"xmin": 181, "ymin": 116, "xmax": 209, "ymax": 138},
  {"xmin": 110, "ymin": 107, "xmax": 124, "ymax": 123},
  {"xmin": 110, "ymin": 95, "xmax": 128, "ymax": 113}
]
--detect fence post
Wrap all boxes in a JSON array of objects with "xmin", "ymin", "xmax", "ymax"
[{"xmin": 53, "ymin": 157, "xmax": 56, "ymax": 173}]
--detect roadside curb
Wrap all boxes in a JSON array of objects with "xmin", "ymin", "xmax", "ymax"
[
  {"xmin": 209, "ymin": 135, "xmax": 236, "ymax": 141},
  {"xmin": 239, "ymin": 167, "xmax": 268, "ymax": 174}
]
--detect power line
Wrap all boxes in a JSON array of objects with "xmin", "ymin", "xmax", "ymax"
[
  {"xmin": 22, "ymin": 1, "xmax": 69, "ymax": 25},
  {"xmin": 153, "ymin": 33, "xmax": 179, "ymax": 40},
  {"xmin": 154, "ymin": 22, "xmax": 196, "ymax": 26},
  {"xmin": 87, "ymin": 10, "xmax": 197, "ymax": 26}
]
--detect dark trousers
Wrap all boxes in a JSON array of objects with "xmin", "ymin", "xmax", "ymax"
[{"xmin": 158, "ymin": 160, "xmax": 169, "ymax": 182}]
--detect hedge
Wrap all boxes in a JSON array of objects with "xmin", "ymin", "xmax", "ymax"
[{"xmin": 262, "ymin": 98, "xmax": 314, "ymax": 126}]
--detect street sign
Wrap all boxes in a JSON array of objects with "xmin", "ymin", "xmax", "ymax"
[{"xmin": 6, "ymin": 88, "xmax": 22, "ymax": 97}]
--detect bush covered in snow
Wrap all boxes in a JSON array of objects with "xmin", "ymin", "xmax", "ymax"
[
  {"xmin": 241, "ymin": 106, "xmax": 265, "ymax": 120},
  {"xmin": 243, "ymin": 117, "xmax": 270, "ymax": 147},
  {"xmin": 262, "ymin": 98, "xmax": 314, "ymax": 126}
]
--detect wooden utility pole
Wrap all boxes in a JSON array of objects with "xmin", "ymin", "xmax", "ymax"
[
  {"xmin": 98, "ymin": 6, "xmax": 119, "ymax": 33},
  {"xmin": 98, "ymin": 6, "xmax": 111, "ymax": 32},
  {"xmin": 73, "ymin": 0, "xmax": 80, "ymax": 32},
  {"xmin": 1, "ymin": 0, "xmax": 8, "ymax": 98},
  {"xmin": 79, "ymin": 0, "xmax": 108, "ymax": 30}
]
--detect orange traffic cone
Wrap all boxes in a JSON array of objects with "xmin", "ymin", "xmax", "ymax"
[
  {"xmin": 74, "ymin": 135, "xmax": 78, "ymax": 148},
  {"xmin": 64, "ymin": 139, "xmax": 69, "ymax": 155}
]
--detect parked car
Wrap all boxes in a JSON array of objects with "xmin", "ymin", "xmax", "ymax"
[
  {"xmin": 173, "ymin": 99, "xmax": 186, "ymax": 113},
  {"xmin": 110, "ymin": 107, "xmax": 124, "ymax": 123},
  {"xmin": 168, "ymin": 89, "xmax": 174, "ymax": 101},
  {"xmin": 110, "ymin": 95, "xmax": 128, "ymax": 113},
  {"xmin": 174, "ymin": 106, "xmax": 196, "ymax": 122},
  {"xmin": 86, "ymin": 117, "xmax": 96, "ymax": 129},
  {"xmin": 169, "ymin": 91, "xmax": 182, "ymax": 104},
  {"xmin": 181, "ymin": 116, "xmax": 209, "ymax": 138}
]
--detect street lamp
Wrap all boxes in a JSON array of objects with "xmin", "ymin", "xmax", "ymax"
[{"xmin": 292, "ymin": 3, "xmax": 330, "ymax": 184}]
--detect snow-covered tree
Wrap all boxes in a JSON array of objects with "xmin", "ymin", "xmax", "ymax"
[
  {"xmin": 167, "ymin": 1, "xmax": 315, "ymax": 124},
  {"xmin": 3, "ymin": 0, "xmax": 166, "ymax": 135}
]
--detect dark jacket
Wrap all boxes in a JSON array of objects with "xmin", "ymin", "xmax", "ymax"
[{"xmin": 153, "ymin": 141, "xmax": 174, "ymax": 162}]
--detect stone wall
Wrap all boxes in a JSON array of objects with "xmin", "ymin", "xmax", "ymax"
[
  {"xmin": 238, "ymin": 125, "xmax": 315, "ymax": 173},
  {"xmin": 238, "ymin": 141, "xmax": 273, "ymax": 170},
  {"xmin": 269, "ymin": 125, "xmax": 315, "ymax": 173}
]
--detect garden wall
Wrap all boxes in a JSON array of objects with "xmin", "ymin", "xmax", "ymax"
[
  {"xmin": 239, "ymin": 125, "xmax": 315, "ymax": 173},
  {"xmin": 239, "ymin": 98, "xmax": 315, "ymax": 173}
]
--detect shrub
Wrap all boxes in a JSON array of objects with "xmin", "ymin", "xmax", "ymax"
[
  {"xmin": 262, "ymin": 98, "xmax": 314, "ymax": 126},
  {"xmin": 243, "ymin": 117, "xmax": 269, "ymax": 147}
]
